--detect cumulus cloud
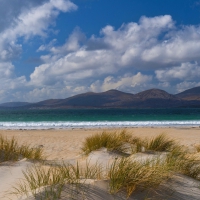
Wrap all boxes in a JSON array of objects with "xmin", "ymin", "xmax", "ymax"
[
  {"xmin": 155, "ymin": 62, "xmax": 200, "ymax": 92},
  {"xmin": 0, "ymin": 62, "xmax": 28, "ymax": 102},
  {"xmin": 2, "ymin": 12, "xmax": 200, "ymax": 102},
  {"xmin": 90, "ymin": 73, "xmax": 152, "ymax": 92},
  {"xmin": 0, "ymin": 0, "xmax": 47, "ymax": 32},
  {"xmin": 0, "ymin": 0, "xmax": 77, "ymax": 102},
  {"xmin": 0, "ymin": 0, "xmax": 77, "ymax": 61},
  {"xmin": 176, "ymin": 81, "xmax": 200, "ymax": 92},
  {"xmin": 30, "ymin": 15, "xmax": 174, "ymax": 88},
  {"xmin": 141, "ymin": 26, "xmax": 200, "ymax": 65},
  {"xmin": 155, "ymin": 62, "xmax": 200, "ymax": 81},
  {"xmin": 28, "ymin": 14, "xmax": 200, "ymax": 98},
  {"xmin": 0, "ymin": 62, "xmax": 15, "ymax": 78},
  {"xmin": 38, "ymin": 27, "xmax": 86, "ymax": 54}
]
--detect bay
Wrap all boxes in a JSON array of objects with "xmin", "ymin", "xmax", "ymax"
[{"xmin": 0, "ymin": 108, "xmax": 200, "ymax": 129}]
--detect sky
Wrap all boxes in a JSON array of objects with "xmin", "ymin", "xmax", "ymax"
[{"xmin": 1, "ymin": 0, "xmax": 200, "ymax": 103}]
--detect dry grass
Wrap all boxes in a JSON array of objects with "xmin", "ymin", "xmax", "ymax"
[
  {"xmin": 12, "ymin": 165, "xmax": 65, "ymax": 199},
  {"xmin": 81, "ymin": 130, "xmax": 133, "ymax": 155},
  {"xmin": 12, "ymin": 161, "xmax": 104, "ymax": 199},
  {"xmin": 144, "ymin": 133, "xmax": 176, "ymax": 152},
  {"xmin": 166, "ymin": 145, "xmax": 200, "ymax": 180},
  {"xmin": 11, "ymin": 131, "xmax": 200, "ymax": 199},
  {"xmin": 82, "ymin": 132, "xmax": 178, "ymax": 155},
  {"xmin": 0, "ymin": 135, "xmax": 44, "ymax": 162},
  {"xmin": 108, "ymin": 157, "xmax": 170, "ymax": 198},
  {"xmin": 195, "ymin": 144, "xmax": 200, "ymax": 152},
  {"xmin": 13, "ymin": 157, "xmax": 174, "ymax": 199}
]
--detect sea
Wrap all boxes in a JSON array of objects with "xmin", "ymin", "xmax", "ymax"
[{"xmin": 0, "ymin": 108, "xmax": 200, "ymax": 129}]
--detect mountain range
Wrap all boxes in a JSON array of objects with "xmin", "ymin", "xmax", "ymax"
[{"xmin": 1, "ymin": 86, "xmax": 200, "ymax": 109}]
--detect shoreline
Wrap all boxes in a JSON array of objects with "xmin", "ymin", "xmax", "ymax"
[
  {"xmin": 0, "ymin": 124, "xmax": 200, "ymax": 130},
  {"xmin": 0, "ymin": 122, "xmax": 200, "ymax": 130}
]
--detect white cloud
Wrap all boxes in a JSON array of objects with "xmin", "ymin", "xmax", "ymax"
[
  {"xmin": 155, "ymin": 62, "xmax": 200, "ymax": 81},
  {"xmin": 2, "ymin": 13, "xmax": 200, "ymax": 102},
  {"xmin": 42, "ymin": 27, "xmax": 86, "ymax": 54},
  {"xmin": 90, "ymin": 73, "xmax": 152, "ymax": 93},
  {"xmin": 0, "ymin": 62, "xmax": 28, "ymax": 102},
  {"xmin": 0, "ymin": 62, "xmax": 15, "ymax": 78},
  {"xmin": 155, "ymin": 62, "xmax": 200, "ymax": 92},
  {"xmin": 25, "ymin": 15, "xmax": 200, "ymax": 99},
  {"xmin": 0, "ymin": 0, "xmax": 47, "ymax": 32},
  {"xmin": 0, "ymin": 62, "xmax": 27, "ymax": 92},
  {"xmin": 0, "ymin": 0, "xmax": 77, "ymax": 61},
  {"xmin": 176, "ymin": 81, "xmax": 200, "ymax": 92},
  {"xmin": 30, "ymin": 15, "xmax": 173, "ymax": 88},
  {"xmin": 30, "ymin": 49, "xmax": 119, "ymax": 86},
  {"xmin": 0, "ymin": 0, "xmax": 77, "ymax": 102},
  {"xmin": 141, "ymin": 25, "xmax": 200, "ymax": 66}
]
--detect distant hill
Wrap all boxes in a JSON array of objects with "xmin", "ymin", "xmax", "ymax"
[
  {"xmin": 176, "ymin": 86, "xmax": 200, "ymax": 101},
  {"xmin": 129, "ymin": 89, "xmax": 185, "ymax": 108},
  {"xmin": 30, "ymin": 90, "xmax": 135, "ymax": 108},
  {"xmin": 0, "ymin": 102, "xmax": 31, "ymax": 108},
  {"xmin": 1, "ymin": 87, "xmax": 200, "ymax": 109},
  {"xmin": 22, "ymin": 87, "xmax": 200, "ymax": 109},
  {"xmin": 134, "ymin": 89, "xmax": 178, "ymax": 100}
]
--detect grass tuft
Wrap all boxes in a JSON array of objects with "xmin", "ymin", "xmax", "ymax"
[
  {"xmin": 11, "ymin": 131, "xmax": 200, "ymax": 199},
  {"xmin": 144, "ymin": 133, "xmax": 176, "ymax": 152},
  {"xmin": 81, "ymin": 130, "xmax": 133, "ymax": 155},
  {"xmin": 12, "ymin": 161, "xmax": 104, "ymax": 199},
  {"xmin": 130, "ymin": 137, "xmax": 144, "ymax": 153},
  {"xmin": 195, "ymin": 144, "xmax": 200, "ymax": 152},
  {"xmin": 166, "ymin": 146, "xmax": 200, "ymax": 180},
  {"xmin": 0, "ymin": 135, "xmax": 44, "ymax": 162},
  {"xmin": 108, "ymin": 157, "xmax": 170, "ymax": 198}
]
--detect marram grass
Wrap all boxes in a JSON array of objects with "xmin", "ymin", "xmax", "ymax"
[
  {"xmin": 166, "ymin": 145, "xmax": 200, "ymax": 180},
  {"xmin": 144, "ymin": 133, "xmax": 176, "ymax": 152},
  {"xmin": 12, "ymin": 131, "xmax": 200, "ymax": 199},
  {"xmin": 12, "ymin": 161, "xmax": 105, "ymax": 200},
  {"xmin": 82, "ymin": 131, "xmax": 179, "ymax": 155},
  {"xmin": 81, "ymin": 130, "xmax": 134, "ymax": 155},
  {"xmin": 0, "ymin": 134, "xmax": 44, "ymax": 162},
  {"xmin": 13, "ymin": 157, "xmax": 174, "ymax": 199},
  {"xmin": 108, "ymin": 157, "xmax": 170, "ymax": 198},
  {"xmin": 195, "ymin": 144, "xmax": 200, "ymax": 152}
]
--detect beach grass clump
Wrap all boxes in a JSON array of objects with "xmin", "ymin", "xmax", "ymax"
[
  {"xmin": 12, "ymin": 165, "xmax": 65, "ymax": 199},
  {"xmin": 130, "ymin": 137, "xmax": 144, "ymax": 153},
  {"xmin": 108, "ymin": 157, "xmax": 170, "ymax": 198},
  {"xmin": 13, "ymin": 158, "xmax": 172, "ymax": 199},
  {"xmin": 144, "ymin": 133, "xmax": 176, "ymax": 152},
  {"xmin": 82, "ymin": 131, "xmax": 177, "ymax": 155},
  {"xmin": 81, "ymin": 130, "xmax": 133, "ymax": 155},
  {"xmin": 180, "ymin": 158, "xmax": 200, "ymax": 180},
  {"xmin": 166, "ymin": 146, "xmax": 200, "ymax": 180},
  {"xmin": 12, "ymin": 161, "xmax": 104, "ymax": 199},
  {"xmin": 195, "ymin": 144, "xmax": 200, "ymax": 152},
  {"xmin": 0, "ymin": 135, "xmax": 44, "ymax": 162},
  {"xmin": 12, "ymin": 131, "xmax": 200, "ymax": 199}
]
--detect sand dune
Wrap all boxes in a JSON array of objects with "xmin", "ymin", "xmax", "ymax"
[
  {"xmin": 1, "ymin": 127, "xmax": 200, "ymax": 199},
  {"xmin": 0, "ymin": 159, "xmax": 34, "ymax": 200}
]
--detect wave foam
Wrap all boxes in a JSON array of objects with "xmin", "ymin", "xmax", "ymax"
[{"xmin": 0, "ymin": 121, "xmax": 200, "ymax": 129}]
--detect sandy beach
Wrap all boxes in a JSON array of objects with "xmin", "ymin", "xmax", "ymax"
[
  {"xmin": 1, "ymin": 127, "xmax": 200, "ymax": 200},
  {"xmin": 1, "ymin": 127, "xmax": 200, "ymax": 160}
]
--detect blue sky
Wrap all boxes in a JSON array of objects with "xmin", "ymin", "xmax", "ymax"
[{"xmin": 1, "ymin": 0, "xmax": 200, "ymax": 102}]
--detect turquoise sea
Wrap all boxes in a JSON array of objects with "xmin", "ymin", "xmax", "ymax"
[{"xmin": 0, "ymin": 108, "xmax": 200, "ymax": 129}]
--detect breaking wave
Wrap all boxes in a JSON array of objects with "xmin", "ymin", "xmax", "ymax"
[{"xmin": 0, "ymin": 121, "xmax": 200, "ymax": 129}]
